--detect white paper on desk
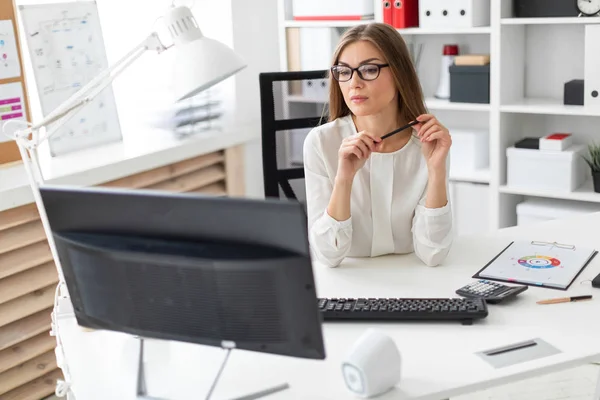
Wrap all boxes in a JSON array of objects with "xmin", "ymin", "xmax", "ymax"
[
  {"xmin": 0, "ymin": 20, "xmax": 22, "ymax": 80},
  {"xmin": 478, "ymin": 240, "xmax": 597, "ymax": 289}
]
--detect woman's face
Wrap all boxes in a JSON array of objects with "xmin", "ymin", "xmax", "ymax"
[{"xmin": 334, "ymin": 40, "xmax": 397, "ymax": 117}]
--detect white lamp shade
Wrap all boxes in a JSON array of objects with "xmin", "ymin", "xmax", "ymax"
[
  {"xmin": 173, "ymin": 36, "xmax": 246, "ymax": 102},
  {"xmin": 164, "ymin": 5, "xmax": 247, "ymax": 102}
]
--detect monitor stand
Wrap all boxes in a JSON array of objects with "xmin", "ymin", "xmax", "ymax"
[{"xmin": 135, "ymin": 337, "xmax": 291, "ymax": 400}]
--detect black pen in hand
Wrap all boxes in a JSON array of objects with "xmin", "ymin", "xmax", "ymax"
[{"xmin": 381, "ymin": 120, "xmax": 419, "ymax": 140}]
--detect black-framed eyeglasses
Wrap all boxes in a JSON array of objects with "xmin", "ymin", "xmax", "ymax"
[{"xmin": 330, "ymin": 63, "xmax": 389, "ymax": 82}]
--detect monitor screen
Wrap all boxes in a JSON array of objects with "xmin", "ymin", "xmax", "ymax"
[{"xmin": 40, "ymin": 185, "xmax": 325, "ymax": 360}]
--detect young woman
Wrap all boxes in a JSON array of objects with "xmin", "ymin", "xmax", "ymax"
[{"xmin": 303, "ymin": 22, "xmax": 453, "ymax": 268}]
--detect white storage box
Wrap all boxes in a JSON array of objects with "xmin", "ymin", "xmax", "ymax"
[
  {"xmin": 517, "ymin": 198, "xmax": 600, "ymax": 226},
  {"xmin": 449, "ymin": 128, "xmax": 488, "ymax": 172},
  {"xmin": 449, "ymin": 181, "xmax": 490, "ymax": 236},
  {"xmin": 292, "ymin": 0, "xmax": 374, "ymax": 20},
  {"xmin": 419, "ymin": 0, "xmax": 490, "ymax": 29},
  {"xmin": 299, "ymin": 28, "xmax": 340, "ymax": 99},
  {"xmin": 506, "ymin": 145, "xmax": 588, "ymax": 192}
]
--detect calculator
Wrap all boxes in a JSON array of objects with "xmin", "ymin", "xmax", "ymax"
[{"xmin": 456, "ymin": 280, "xmax": 528, "ymax": 304}]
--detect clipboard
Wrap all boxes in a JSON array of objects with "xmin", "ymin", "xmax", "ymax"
[{"xmin": 473, "ymin": 240, "xmax": 598, "ymax": 291}]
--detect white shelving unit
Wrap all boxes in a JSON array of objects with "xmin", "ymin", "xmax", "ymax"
[{"xmin": 276, "ymin": 0, "xmax": 600, "ymax": 233}]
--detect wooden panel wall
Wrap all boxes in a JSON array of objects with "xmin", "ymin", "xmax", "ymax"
[{"xmin": 0, "ymin": 146, "xmax": 245, "ymax": 399}]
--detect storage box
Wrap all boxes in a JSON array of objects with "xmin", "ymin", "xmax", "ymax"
[
  {"xmin": 418, "ymin": 0, "xmax": 490, "ymax": 29},
  {"xmin": 449, "ymin": 129, "xmax": 489, "ymax": 172},
  {"xmin": 506, "ymin": 145, "xmax": 588, "ymax": 192},
  {"xmin": 517, "ymin": 198, "xmax": 600, "ymax": 227},
  {"xmin": 513, "ymin": 0, "xmax": 579, "ymax": 18},
  {"xmin": 539, "ymin": 133, "xmax": 572, "ymax": 151},
  {"xmin": 564, "ymin": 79, "xmax": 584, "ymax": 106},
  {"xmin": 299, "ymin": 28, "xmax": 340, "ymax": 99},
  {"xmin": 449, "ymin": 64, "xmax": 490, "ymax": 104},
  {"xmin": 450, "ymin": 181, "xmax": 490, "ymax": 236},
  {"xmin": 292, "ymin": 0, "xmax": 374, "ymax": 20}
]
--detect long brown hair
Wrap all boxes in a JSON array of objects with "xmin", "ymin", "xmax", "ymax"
[{"xmin": 327, "ymin": 23, "xmax": 427, "ymax": 124}]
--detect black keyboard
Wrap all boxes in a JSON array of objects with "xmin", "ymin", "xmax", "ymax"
[{"xmin": 318, "ymin": 297, "xmax": 488, "ymax": 325}]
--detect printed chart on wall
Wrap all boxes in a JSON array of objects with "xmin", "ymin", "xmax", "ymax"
[
  {"xmin": 0, "ymin": 19, "xmax": 21, "ymax": 80},
  {"xmin": 474, "ymin": 240, "xmax": 598, "ymax": 290},
  {"xmin": 19, "ymin": 1, "xmax": 122, "ymax": 156},
  {"xmin": 0, "ymin": 82, "xmax": 27, "ymax": 142}
]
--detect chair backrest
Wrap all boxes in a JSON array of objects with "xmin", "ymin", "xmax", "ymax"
[{"xmin": 259, "ymin": 70, "xmax": 329, "ymax": 200}]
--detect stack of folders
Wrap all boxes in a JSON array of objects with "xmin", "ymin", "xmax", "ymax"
[{"xmin": 148, "ymin": 88, "xmax": 223, "ymax": 137}]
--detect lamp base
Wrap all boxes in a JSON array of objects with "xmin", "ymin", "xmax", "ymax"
[{"xmin": 135, "ymin": 338, "xmax": 290, "ymax": 400}]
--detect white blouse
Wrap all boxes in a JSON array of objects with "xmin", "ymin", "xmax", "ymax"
[{"xmin": 303, "ymin": 115, "xmax": 453, "ymax": 267}]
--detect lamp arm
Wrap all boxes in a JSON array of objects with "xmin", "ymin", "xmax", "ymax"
[{"xmin": 18, "ymin": 32, "xmax": 168, "ymax": 149}]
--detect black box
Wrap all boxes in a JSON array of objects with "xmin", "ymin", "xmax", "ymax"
[
  {"xmin": 513, "ymin": 0, "xmax": 578, "ymax": 17},
  {"xmin": 564, "ymin": 79, "xmax": 584, "ymax": 106},
  {"xmin": 449, "ymin": 64, "xmax": 490, "ymax": 104},
  {"xmin": 515, "ymin": 137, "xmax": 540, "ymax": 150}
]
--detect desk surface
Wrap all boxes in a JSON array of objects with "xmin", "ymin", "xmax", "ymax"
[
  {"xmin": 57, "ymin": 212, "xmax": 600, "ymax": 400},
  {"xmin": 0, "ymin": 117, "xmax": 258, "ymax": 212}
]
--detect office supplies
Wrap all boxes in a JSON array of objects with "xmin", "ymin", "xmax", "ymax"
[
  {"xmin": 382, "ymin": 0, "xmax": 393, "ymax": 25},
  {"xmin": 449, "ymin": 64, "xmax": 490, "ymax": 104},
  {"xmin": 435, "ymin": 44, "xmax": 458, "ymax": 100},
  {"xmin": 585, "ymin": 26, "xmax": 600, "ymax": 107},
  {"xmin": 318, "ymin": 297, "xmax": 488, "ymax": 325},
  {"xmin": 381, "ymin": 120, "xmax": 419, "ymax": 140},
  {"xmin": 473, "ymin": 240, "xmax": 598, "ymax": 290},
  {"xmin": 392, "ymin": 0, "xmax": 418, "ymax": 29},
  {"xmin": 40, "ymin": 184, "xmax": 323, "ymax": 400},
  {"xmin": 514, "ymin": 137, "xmax": 540, "ymax": 149},
  {"xmin": 476, "ymin": 338, "xmax": 562, "ymax": 369},
  {"xmin": 342, "ymin": 329, "xmax": 401, "ymax": 398},
  {"xmin": 536, "ymin": 295, "xmax": 592, "ymax": 305},
  {"xmin": 539, "ymin": 133, "xmax": 573, "ymax": 151},
  {"xmin": 456, "ymin": 280, "xmax": 528, "ymax": 304},
  {"xmin": 418, "ymin": 0, "xmax": 490, "ymax": 29}
]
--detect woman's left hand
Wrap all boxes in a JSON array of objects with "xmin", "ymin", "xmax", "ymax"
[{"xmin": 414, "ymin": 114, "xmax": 452, "ymax": 172}]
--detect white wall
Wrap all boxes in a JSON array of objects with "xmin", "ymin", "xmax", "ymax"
[{"xmin": 231, "ymin": 0, "xmax": 281, "ymax": 198}]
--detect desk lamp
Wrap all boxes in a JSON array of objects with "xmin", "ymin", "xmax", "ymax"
[{"xmin": 1, "ymin": 4, "xmax": 246, "ymax": 398}]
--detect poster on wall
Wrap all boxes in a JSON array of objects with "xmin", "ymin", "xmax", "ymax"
[
  {"xmin": 0, "ymin": 82, "xmax": 28, "ymax": 143},
  {"xmin": 19, "ymin": 1, "xmax": 122, "ymax": 156},
  {"xmin": 0, "ymin": 19, "xmax": 21, "ymax": 80}
]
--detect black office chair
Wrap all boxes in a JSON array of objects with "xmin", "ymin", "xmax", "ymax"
[{"xmin": 259, "ymin": 70, "xmax": 329, "ymax": 200}]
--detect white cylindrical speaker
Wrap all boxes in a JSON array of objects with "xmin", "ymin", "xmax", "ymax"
[{"xmin": 341, "ymin": 329, "xmax": 401, "ymax": 398}]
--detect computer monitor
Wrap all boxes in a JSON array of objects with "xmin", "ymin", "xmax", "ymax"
[{"xmin": 39, "ymin": 184, "xmax": 325, "ymax": 360}]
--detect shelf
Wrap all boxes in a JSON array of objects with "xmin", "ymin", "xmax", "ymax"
[
  {"xmin": 501, "ymin": 17, "xmax": 600, "ymax": 25},
  {"xmin": 449, "ymin": 168, "xmax": 490, "ymax": 184},
  {"xmin": 425, "ymin": 98, "xmax": 490, "ymax": 112},
  {"xmin": 500, "ymin": 98, "xmax": 600, "ymax": 116},
  {"xmin": 499, "ymin": 180, "xmax": 600, "ymax": 203},
  {"xmin": 397, "ymin": 26, "xmax": 491, "ymax": 35},
  {"xmin": 287, "ymin": 94, "xmax": 326, "ymax": 104},
  {"xmin": 283, "ymin": 19, "xmax": 373, "ymax": 28}
]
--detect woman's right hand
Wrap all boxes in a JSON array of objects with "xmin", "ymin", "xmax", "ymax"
[{"xmin": 336, "ymin": 131, "xmax": 381, "ymax": 182}]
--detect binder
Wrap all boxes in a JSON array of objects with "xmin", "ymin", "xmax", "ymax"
[
  {"xmin": 392, "ymin": 0, "xmax": 419, "ymax": 29},
  {"xmin": 382, "ymin": 0, "xmax": 393, "ymax": 26},
  {"xmin": 473, "ymin": 240, "xmax": 598, "ymax": 290},
  {"xmin": 584, "ymin": 25, "xmax": 600, "ymax": 107}
]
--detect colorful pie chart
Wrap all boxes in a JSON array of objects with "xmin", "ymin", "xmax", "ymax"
[{"xmin": 518, "ymin": 255, "xmax": 560, "ymax": 269}]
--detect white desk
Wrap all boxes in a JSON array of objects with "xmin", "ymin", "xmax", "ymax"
[{"xmin": 57, "ymin": 212, "xmax": 600, "ymax": 400}]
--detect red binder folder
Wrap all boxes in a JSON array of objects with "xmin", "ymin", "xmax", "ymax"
[
  {"xmin": 382, "ymin": 0, "xmax": 393, "ymax": 25},
  {"xmin": 392, "ymin": 0, "xmax": 418, "ymax": 29}
]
